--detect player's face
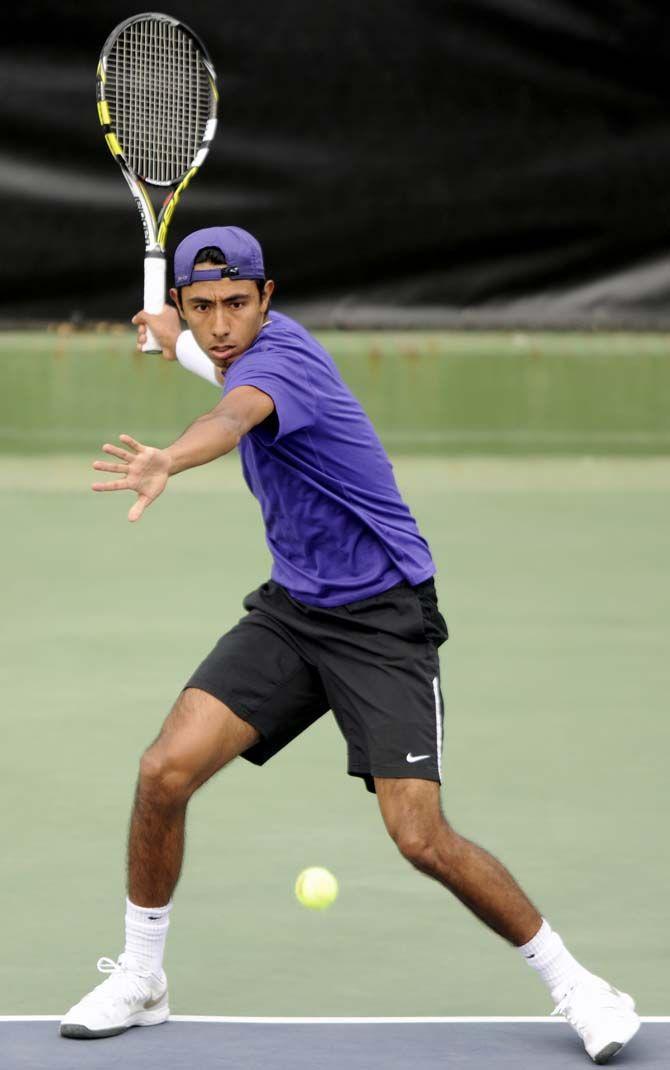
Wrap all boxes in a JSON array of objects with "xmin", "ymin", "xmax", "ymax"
[{"xmin": 171, "ymin": 271, "xmax": 274, "ymax": 372}]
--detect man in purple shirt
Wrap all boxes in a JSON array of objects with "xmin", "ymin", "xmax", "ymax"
[{"xmin": 61, "ymin": 227, "xmax": 639, "ymax": 1064}]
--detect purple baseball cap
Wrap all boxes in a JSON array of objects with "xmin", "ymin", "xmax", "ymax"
[{"xmin": 173, "ymin": 226, "xmax": 265, "ymax": 286}]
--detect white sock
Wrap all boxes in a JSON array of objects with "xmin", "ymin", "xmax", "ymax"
[
  {"xmin": 123, "ymin": 897, "xmax": 172, "ymax": 977},
  {"xmin": 518, "ymin": 918, "xmax": 587, "ymax": 1002}
]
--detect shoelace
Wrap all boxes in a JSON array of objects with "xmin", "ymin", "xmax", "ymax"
[
  {"xmin": 551, "ymin": 980, "xmax": 625, "ymax": 1033},
  {"xmin": 93, "ymin": 956, "xmax": 153, "ymax": 1004}
]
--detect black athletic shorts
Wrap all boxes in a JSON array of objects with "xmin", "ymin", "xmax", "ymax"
[{"xmin": 184, "ymin": 577, "xmax": 449, "ymax": 793}]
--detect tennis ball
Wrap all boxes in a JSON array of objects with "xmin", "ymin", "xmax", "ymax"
[{"xmin": 295, "ymin": 866, "xmax": 338, "ymax": 910}]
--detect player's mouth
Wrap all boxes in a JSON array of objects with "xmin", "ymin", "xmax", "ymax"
[{"xmin": 209, "ymin": 345, "xmax": 236, "ymax": 366}]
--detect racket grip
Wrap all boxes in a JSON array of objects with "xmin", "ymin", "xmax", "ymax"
[{"xmin": 142, "ymin": 255, "xmax": 167, "ymax": 354}]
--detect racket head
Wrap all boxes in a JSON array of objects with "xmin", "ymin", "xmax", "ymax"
[{"xmin": 97, "ymin": 12, "xmax": 218, "ymax": 189}]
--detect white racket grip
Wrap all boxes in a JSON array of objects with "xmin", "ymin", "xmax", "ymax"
[
  {"xmin": 142, "ymin": 255, "xmax": 166, "ymax": 353},
  {"xmin": 176, "ymin": 331, "xmax": 220, "ymax": 387}
]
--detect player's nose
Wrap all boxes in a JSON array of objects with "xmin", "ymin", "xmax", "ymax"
[{"xmin": 211, "ymin": 307, "xmax": 231, "ymax": 338}]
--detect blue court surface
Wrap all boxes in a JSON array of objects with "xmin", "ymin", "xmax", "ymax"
[{"xmin": 1, "ymin": 1016, "xmax": 666, "ymax": 1069}]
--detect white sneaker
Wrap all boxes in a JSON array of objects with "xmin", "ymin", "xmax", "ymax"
[
  {"xmin": 551, "ymin": 972, "xmax": 641, "ymax": 1064},
  {"xmin": 60, "ymin": 953, "xmax": 169, "ymax": 1039}
]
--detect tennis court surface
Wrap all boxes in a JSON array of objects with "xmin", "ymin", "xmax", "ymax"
[
  {"xmin": 2, "ymin": 1016, "xmax": 667, "ymax": 1068},
  {"xmin": 2, "ymin": 332, "xmax": 668, "ymax": 1052}
]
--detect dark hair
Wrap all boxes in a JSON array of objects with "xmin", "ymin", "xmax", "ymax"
[{"xmin": 193, "ymin": 246, "xmax": 266, "ymax": 299}]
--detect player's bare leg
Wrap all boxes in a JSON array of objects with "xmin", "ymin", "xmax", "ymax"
[
  {"xmin": 375, "ymin": 777, "xmax": 540, "ymax": 945},
  {"xmin": 375, "ymin": 776, "xmax": 640, "ymax": 1062},
  {"xmin": 128, "ymin": 687, "xmax": 260, "ymax": 906},
  {"xmin": 61, "ymin": 687, "xmax": 259, "ymax": 1039}
]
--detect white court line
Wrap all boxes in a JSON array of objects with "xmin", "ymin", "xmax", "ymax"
[{"xmin": 1, "ymin": 1015, "xmax": 668, "ymax": 1024}]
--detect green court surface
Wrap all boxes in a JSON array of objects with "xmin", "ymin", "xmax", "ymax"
[{"xmin": 1, "ymin": 453, "xmax": 668, "ymax": 1017}]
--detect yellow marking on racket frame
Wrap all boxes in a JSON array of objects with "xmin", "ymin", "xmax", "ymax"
[
  {"xmin": 157, "ymin": 167, "xmax": 198, "ymax": 247},
  {"xmin": 138, "ymin": 184, "xmax": 157, "ymax": 227},
  {"xmin": 97, "ymin": 100, "xmax": 111, "ymax": 125},
  {"xmin": 105, "ymin": 132, "xmax": 122, "ymax": 156}
]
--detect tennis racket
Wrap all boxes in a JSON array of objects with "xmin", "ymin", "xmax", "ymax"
[{"xmin": 96, "ymin": 12, "xmax": 218, "ymax": 353}]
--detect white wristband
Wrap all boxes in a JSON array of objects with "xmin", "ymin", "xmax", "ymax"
[{"xmin": 175, "ymin": 331, "xmax": 220, "ymax": 387}]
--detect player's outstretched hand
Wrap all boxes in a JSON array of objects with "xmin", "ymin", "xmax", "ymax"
[
  {"xmin": 132, "ymin": 305, "xmax": 181, "ymax": 361},
  {"xmin": 92, "ymin": 435, "xmax": 171, "ymax": 522}
]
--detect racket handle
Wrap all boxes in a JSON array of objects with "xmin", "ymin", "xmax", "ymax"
[{"xmin": 142, "ymin": 255, "xmax": 167, "ymax": 354}]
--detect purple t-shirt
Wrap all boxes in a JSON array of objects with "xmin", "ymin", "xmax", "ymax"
[{"xmin": 222, "ymin": 311, "xmax": 435, "ymax": 607}]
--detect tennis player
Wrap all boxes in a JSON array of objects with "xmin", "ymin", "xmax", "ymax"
[{"xmin": 61, "ymin": 226, "xmax": 640, "ymax": 1062}]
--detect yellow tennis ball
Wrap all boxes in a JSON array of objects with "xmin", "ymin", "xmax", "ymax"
[{"xmin": 295, "ymin": 866, "xmax": 338, "ymax": 910}]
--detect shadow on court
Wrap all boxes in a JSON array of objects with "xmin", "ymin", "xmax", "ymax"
[{"xmin": 1, "ymin": 1018, "xmax": 665, "ymax": 1069}]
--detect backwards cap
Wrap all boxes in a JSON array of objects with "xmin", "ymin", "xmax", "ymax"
[{"xmin": 173, "ymin": 226, "xmax": 265, "ymax": 285}]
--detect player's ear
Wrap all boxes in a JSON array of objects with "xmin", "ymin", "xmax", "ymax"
[
  {"xmin": 261, "ymin": 279, "xmax": 275, "ymax": 313},
  {"xmin": 169, "ymin": 287, "xmax": 185, "ymax": 318}
]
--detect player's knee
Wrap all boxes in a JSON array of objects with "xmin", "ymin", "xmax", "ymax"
[
  {"xmin": 392, "ymin": 824, "xmax": 439, "ymax": 874},
  {"xmin": 391, "ymin": 814, "xmax": 461, "ymax": 878},
  {"xmin": 139, "ymin": 748, "xmax": 194, "ymax": 803}
]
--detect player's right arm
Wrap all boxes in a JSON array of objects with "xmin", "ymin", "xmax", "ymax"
[
  {"xmin": 132, "ymin": 306, "xmax": 181, "ymax": 361},
  {"xmin": 132, "ymin": 307, "xmax": 224, "ymax": 386},
  {"xmin": 92, "ymin": 386, "xmax": 274, "ymax": 522}
]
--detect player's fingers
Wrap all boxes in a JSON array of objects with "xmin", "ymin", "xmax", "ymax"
[
  {"xmin": 93, "ymin": 461, "xmax": 127, "ymax": 474},
  {"xmin": 128, "ymin": 494, "xmax": 150, "ymax": 522},
  {"xmin": 140, "ymin": 308, "xmax": 167, "ymax": 324},
  {"xmin": 101, "ymin": 443, "xmax": 133, "ymax": 460},
  {"xmin": 91, "ymin": 479, "xmax": 129, "ymax": 492},
  {"xmin": 131, "ymin": 310, "xmax": 147, "ymax": 325},
  {"xmin": 119, "ymin": 434, "xmax": 144, "ymax": 451}
]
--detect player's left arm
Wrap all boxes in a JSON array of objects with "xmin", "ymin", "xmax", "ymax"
[
  {"xmin": 164, "ymin": 386, "xmax": 274, "ymax": 473},
  {"xmin": 92, "ymin": 386, "xmax": 274, "ymax": 522}
]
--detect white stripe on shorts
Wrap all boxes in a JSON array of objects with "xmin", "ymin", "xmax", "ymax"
[{"xmin": 432, "ymin": 675, "xmax": 443, "ymax": 782}]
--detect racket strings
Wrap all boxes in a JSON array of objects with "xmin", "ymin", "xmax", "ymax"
[{"xmin": 105, "ymin": 18, "xmax": 214, "ymax": 185}]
